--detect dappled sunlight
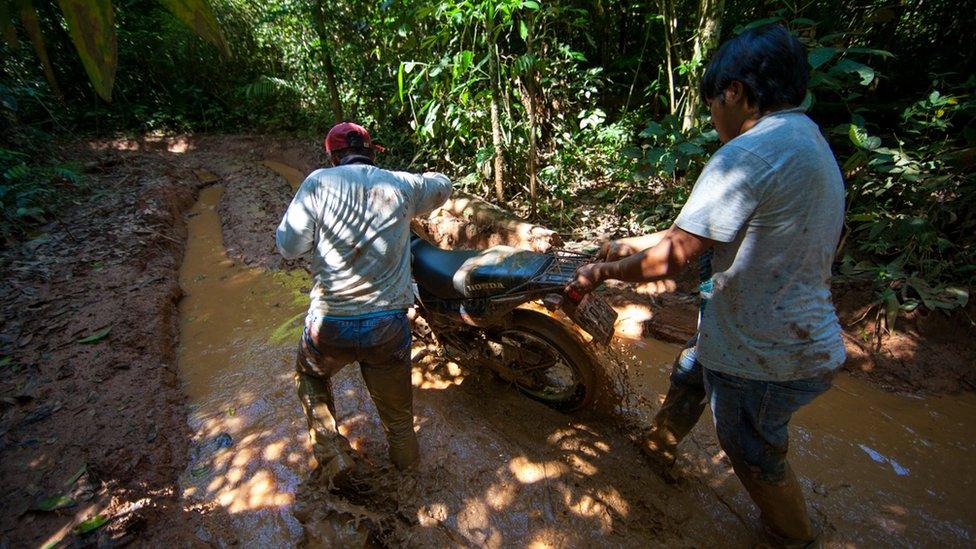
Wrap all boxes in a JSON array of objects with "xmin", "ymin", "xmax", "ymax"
[
  {"xmin": 177, "ymin": 184, "xmax": 318, "ymax": 544},
  {"xmin": 88, "ymin": 135, "xmax": 197, "ymax": 153},
  {"xmin": 166, "ymin": 160, "xmax": 976, "ymax": 546},
  {"xmin": 411, "ymin": 353, "xmax": 467, "ymax": 390},
  {"xmin": 508, "ymin": 455, "xmax": 570, "ymax": 483},
  {"xmin": 612, "ymin": 302, "xmax": 655, "ymax": 340}
]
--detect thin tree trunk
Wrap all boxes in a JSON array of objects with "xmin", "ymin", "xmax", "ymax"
[
  {"xmin": 524, "ymin": 14, "xmax": 538, "ymax": 216},
  {"xmin": 659, "ymin": 0, "xmax": 676, "ymax": 115},
  {"xmin": 312, "ymin": 0, "xmax": 344, "ymax": 123},
  {"xmin": 682, "ymin": 0, "xmax": 724, "ymax": 131},
  {"xmin": 487, "ymin": 21, "xmax": 505, "ymax": 202}
]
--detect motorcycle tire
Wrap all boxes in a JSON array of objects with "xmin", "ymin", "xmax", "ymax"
[{"xmin": 495, "ymin": 309, "xmax": 598, "ymax": 412}]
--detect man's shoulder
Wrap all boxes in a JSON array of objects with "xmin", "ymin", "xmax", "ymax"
[{"xmin": 728, "ymin": 111, "xmax": 824, "ymax": 166}]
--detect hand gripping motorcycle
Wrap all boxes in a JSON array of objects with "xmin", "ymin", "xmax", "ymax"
[{"xmin": 410, "ymin": 233, "xmax": 617, "ymax": 412}]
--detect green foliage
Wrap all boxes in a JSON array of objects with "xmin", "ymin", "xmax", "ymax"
[
  {"xmin": 836, "ymin": 78, "xmax": 975, "ymax": 310},
  {"xmin": 631, "ymin": 115, "xmax": 717, "ymax": 183},
  {"xmin": 0, "ymin": 145, "xmax": 84, "ymax": 246},
  {"xmin": 0, "ymin": 0, "xmax": 972, "ymax": 314}
]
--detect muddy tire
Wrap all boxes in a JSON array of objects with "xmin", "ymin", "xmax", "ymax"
[{"xmin": 496, "ymin": 309, "xmax": 598, "ymax": 413}]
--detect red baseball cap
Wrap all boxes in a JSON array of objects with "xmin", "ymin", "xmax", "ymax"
[{"xmin": 323, "ymin": 122, "xmax": 385, "ymax": 154}]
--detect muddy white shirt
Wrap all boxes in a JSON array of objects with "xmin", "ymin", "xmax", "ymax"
[
  {"xmin": 675, "ymin": 109, "xmax": 846, "ymax": 381},
  {"xmin": 276, "ymin": 163, "xmax": 451, "ymax": 317}
]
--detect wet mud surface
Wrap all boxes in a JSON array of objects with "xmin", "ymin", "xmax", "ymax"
[
  {"xmin": 1, "ymin": 134, "xmax": 974, "ymax": 546},
  {"xmin": 0, "ymin": 145, "xmax": 211, "ymax": 546}
]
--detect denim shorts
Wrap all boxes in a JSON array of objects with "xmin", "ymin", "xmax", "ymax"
[
  {"xmin": 298, "ymin": 310, "xmax": 411, "ymax": 378},
  {"xmin": 672, "ymin": 338, "xmax": 834, "ymax": 483}
]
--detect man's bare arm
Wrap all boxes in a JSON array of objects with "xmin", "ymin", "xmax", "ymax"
[
  {"xmin": 598, "ymin": 230, "xmax": 670, "ymax": 261},
  {"xmin": 571, "ymin": 225, "xmax": 713, "ymax": 292}
]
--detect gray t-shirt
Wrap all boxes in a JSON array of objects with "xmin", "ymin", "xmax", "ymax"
[
  {"xmin": 276, "ymin": 164, "xmax": 452, "ymax": 317},
  {"xmin": 675, "ymin": 108, "xmax": 846, "ymax": 381}
]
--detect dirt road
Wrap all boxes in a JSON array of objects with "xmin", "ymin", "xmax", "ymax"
[{"xmin": 1, "ymin": 135, "xmax": 973, "ymax": 547}]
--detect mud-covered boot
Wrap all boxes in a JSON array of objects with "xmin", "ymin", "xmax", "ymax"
[
  {"xmin": 737, "ymin": 464, "xmax": 820, "ymax": 548},
  {"xmin": 296, "ymin": 371, "xmax": 357, "ymax": 488},
  {"xmin": 639, "ymin": 378, "xmax": 707, "ymax": 483}
]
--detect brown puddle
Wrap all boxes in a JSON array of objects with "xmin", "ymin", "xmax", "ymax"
[
  {"xmin": 178, "ymin": 184, "xmax": 312, "ymax": 545},
  {"xmin": 612, "ymin": 335, "xmax": 976, "ymax": 546},
  {"xmin": 262, "ymin": 160, "xmax": 305, "ymax": 192},
  {"xmin": 176, "ymin": 162, "xmax": 976, "ymax": 547}
]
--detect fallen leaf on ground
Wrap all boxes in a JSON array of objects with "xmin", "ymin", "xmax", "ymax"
[
  {"xmin": 32, "ymin": 494, "xmax": 76, "ymax": 511},
  {"xmin": 65, "ymin": 463, "xmax": 88, "ymax": 487},
  {"xmin": 21, "ymin": 401, "xmax": 63, "ymax": 425},
  {"xmin": 77, "ymin": 326, "xmax": 112, "ymax": 344},
  {"xmin": 74, "ymin": 514, "xmax": 108, "ymax": 534},
  {"xmin": 193, "ymin": 169, "xmax": 220, "ymax": 183}
]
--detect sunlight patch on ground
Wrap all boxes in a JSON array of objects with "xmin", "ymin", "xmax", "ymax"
[{"xmin": 508, "ymin": 456, "xmax": 569, "ymax": 484}]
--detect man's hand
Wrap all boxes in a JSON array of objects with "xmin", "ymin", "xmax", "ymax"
[{"xmin": 566, "ymin": 262, "xmax": 605, "ymax": 299}]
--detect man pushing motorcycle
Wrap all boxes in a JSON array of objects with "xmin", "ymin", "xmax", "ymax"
[
  {"xmin": 568, "ymin": 25, "xmax": 845, "ymax": 547},
  {"xmin": 276, "ymin": 122, "xmax": 452, "ymax": 494}
]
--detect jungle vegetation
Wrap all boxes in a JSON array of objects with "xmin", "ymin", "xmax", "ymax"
[{"xmin": 1, "ymin": 0, "xmax": 973, "ymax": 320}]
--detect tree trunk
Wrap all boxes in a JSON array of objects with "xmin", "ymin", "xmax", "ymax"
[
  {"xmin": 659, "ymin": 0, "xmax": 676, "ymax": 115},
  {"xmin": 524, "ymin": 14, "xmax": 539, "ymax": 216},
  {"xmin": 487, "ymin": 23, "xmax": 505, "ymax": 203},
  {"xmin": 312, "ymin": 0, "xmax": 344, "ymax": 123},
  {"xmin": 682, "ymin": 0, "xmax": 724, "ymax": 131}
]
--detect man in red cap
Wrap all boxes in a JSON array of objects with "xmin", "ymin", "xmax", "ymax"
[{"xmin": 276, "ymin": 122, "xmax": 452, "ymax": 494}]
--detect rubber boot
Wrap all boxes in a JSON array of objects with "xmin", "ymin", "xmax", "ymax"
[
  {"xmin": 295, "ymin": 371, "xmax": 357, "ymax": 487},
  {"xmin": 640, "ymin": 377, "xmax": 708, "ymax": 482},
  {"xmin": 733, "ymin": 461, "xmax": 820, "ymax": 548}
]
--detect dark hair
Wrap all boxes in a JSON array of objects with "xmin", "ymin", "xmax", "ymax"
[
  {"xmin": 699, "ymin": 24, "xmax": 809, "ymax": 112},
  {"xmin": 344, "ymin": 130, "xmax": 366, "ymax": 149},
  {"xmin": 334, "ymin": 146, "xmax": 373, "ymax": 157}
]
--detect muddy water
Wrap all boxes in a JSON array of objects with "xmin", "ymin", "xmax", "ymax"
[
  {"xmin": 614, "ymin": 336, "xmax": 976, "ymax": 546},
  {"xmin": 177, "ymin": 163, "xmax": 976, "ymax": 547},
  {"xmin": 177, "ymin": 185, "xmax": 312, "ymax": 546},
  {"xmin": 262, "ymin": 160, "xmax": 305, "ymax": 191}
]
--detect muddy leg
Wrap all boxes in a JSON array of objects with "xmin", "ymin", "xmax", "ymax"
[
  {"xmin": 641, "ymin": 340, "xmax": 707, "ymax": 467},
  {"xmin": 732, "ymin": 460, "xmax": 818, "ymax": 546},
  {"xmin": 360, "ymin": 358, "xmax": 419, "ymax": 471},
  {"xmin": 296, "ymin": 355, "xmax": 356, "ymax": 484},
  {"xmin": 704, "ymin": 368, "xmax": 834, "ymax": 546},
  {"xmin": 359, "ymin": 314, "xmax": 419, "ymax": 471}
]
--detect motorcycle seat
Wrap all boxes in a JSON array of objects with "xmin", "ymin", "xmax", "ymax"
[
  {"xmin": 410, "ymin": 237, "xmax": 481, "ymax": 299},
  {"xmin": 411, "ymin": 236, "xmax": 552, "ymax": 299}
]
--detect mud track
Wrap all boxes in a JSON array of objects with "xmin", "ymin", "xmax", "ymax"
[{"xmin": 1, "ymin": 135, "xmax": 974, "ymax": 547}]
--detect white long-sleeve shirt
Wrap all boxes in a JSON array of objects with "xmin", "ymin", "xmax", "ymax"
[{"xmin": 276, "ymin": 163, "xmax": 451, "ymax": 317}]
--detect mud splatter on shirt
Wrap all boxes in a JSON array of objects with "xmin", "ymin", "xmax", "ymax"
[
  {"xmin": 276, "ymin": 164, "xmax": 451, "ymax": 317},
  {"xmin": 675, "ymin": 109, "xmax": 846, "ymax": 381}
]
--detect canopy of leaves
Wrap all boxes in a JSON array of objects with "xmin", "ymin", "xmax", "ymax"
[{"xmin": 1, "ymin": 0, "xmax": 973, "ymax": 307}]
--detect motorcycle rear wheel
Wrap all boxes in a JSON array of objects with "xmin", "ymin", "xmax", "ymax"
[{"xmin": 490, "ymin": 309, "xmax": 598, "ymax": 412}]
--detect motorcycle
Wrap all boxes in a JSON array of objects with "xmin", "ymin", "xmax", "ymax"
[{"xmin": 409, "ymin": 232, "xmax": 617, "ymax": 412}]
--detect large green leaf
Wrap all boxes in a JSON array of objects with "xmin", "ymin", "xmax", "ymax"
[
  {"xmin": 33, "ymin": 494, "xmax": 76, "ymax": 511},
  {"xmin": 807, "ymin": 47, "xmax": 836, "ymax": 70},
  {"xmin": 157, "ymin": 0, "xmax": 230, "ymax": 58},
  {"xmin": 74, "ymin": 514, "xmax": 108, "ymax": 534},
  {"xmin": 57, "ymin": 0, "xmax": 117, "ymax": 102},
  {"xmin": 831, "ymin": 59, "xmax": 875, "ymax": 86},
  {"xmin": 18, "ymin": 0, "xmax": 62, "ymax": 98}
]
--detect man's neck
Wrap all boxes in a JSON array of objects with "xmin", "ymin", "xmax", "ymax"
[
  {"xmin": 337, "ymin": 155, "xmax": 375, "ymax": 167},
  {"xmin": 739, "ymin": 103, "xmax": 796, "ymax": 136}
]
